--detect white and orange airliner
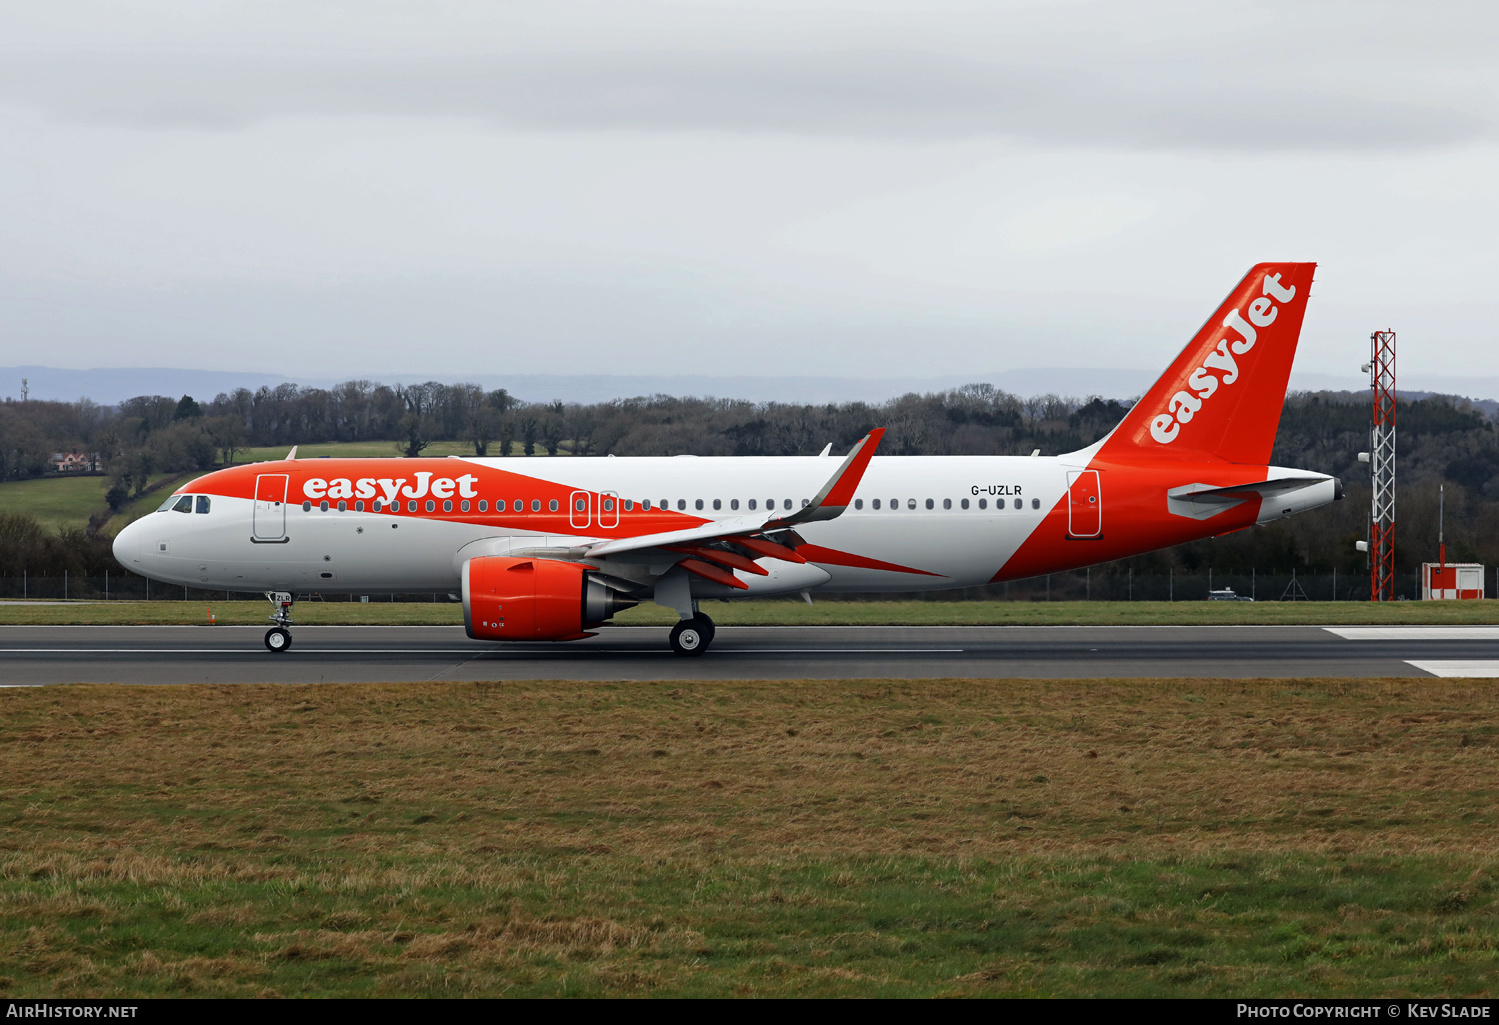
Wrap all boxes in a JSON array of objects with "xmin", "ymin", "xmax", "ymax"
[{"xmin": 114, "ymin": 263, "xmax": 1340, "ymax": 655}]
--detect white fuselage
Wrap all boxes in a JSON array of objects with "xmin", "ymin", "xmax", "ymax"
[{"xmin": 118, "ymin": 454, "xmax": 1074, "ymax": 594}]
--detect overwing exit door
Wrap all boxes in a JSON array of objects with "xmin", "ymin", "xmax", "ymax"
[
  {"xmin": 253, "ymin": 474, "xmax": 289, "ymax": 542},
  {"xmin": 1067, "ymin": 469, "xmax": 1101, "ymax": 538}
]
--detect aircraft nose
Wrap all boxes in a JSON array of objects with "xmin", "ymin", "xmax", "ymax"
[{"xmin": 111, "ymin": 519, "xmax": 141, "ymax": 567}]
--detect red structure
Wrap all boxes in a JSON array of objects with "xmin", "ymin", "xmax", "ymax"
[
  {"xmin": 1368, "ymin": 330, "xmax": 1397, "ymax": 601},
  {"xmin": 1422, "ymin": 485, "xmax": 1485, "ymax": 600},
  {"xmin": 1423, "ymin": 564, "xmax": 1486, "ymax": 600}
]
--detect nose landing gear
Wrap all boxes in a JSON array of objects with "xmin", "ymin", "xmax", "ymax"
[
  {"xmin": 668, "ymin": 613, "xmax": 715, "ymax": 657},
  {"xmin": 263, "ymin": 591, "xmax": 294, "ymax": 653}
]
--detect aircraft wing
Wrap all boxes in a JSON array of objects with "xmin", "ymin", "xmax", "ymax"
[
  {"xmin": 586, "ymin": 515, "xmax": 770, "ymax": 558},
  {"xmin": 585, "ymin": 429, "xmax": 885, "ymax": 578}
]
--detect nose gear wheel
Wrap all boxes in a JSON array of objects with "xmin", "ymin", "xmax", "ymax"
[{"xmin": 262, "ymin": 591, "xmax": 295, "ymax": 654}]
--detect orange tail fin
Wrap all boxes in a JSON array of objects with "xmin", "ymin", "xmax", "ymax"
[{"xmin": 1101, "ymin": 262, "xmax": 1316, "ymax": 466}]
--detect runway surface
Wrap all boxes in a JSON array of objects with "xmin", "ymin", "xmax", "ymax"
[{"xmin": 3, "ymin": 624, "xmax": 1499, "ymax": 684}]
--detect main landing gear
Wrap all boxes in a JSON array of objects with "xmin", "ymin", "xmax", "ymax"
[
  {"xmin": 263, "ymin": 591, "xmax": 294, "ymax": 653},
  {"xmin": 668, "ymin": 614, "xmax": 715, "ymax": 657}
]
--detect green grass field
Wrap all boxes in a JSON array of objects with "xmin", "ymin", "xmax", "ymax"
[
  {"xmin": 0, "ymin": 472, "xmax": 194, "ymax": 535},
  {"xmin": 0, "ymin": 475, "xmax": 113, "ymax": 533},
  {"xmin": 1, "ymin": 676, "xmax": 1494, "ymax": 997},
  {"xmin": 0, "ymin": 598, "xmax": 1495, "ymax": 627}
]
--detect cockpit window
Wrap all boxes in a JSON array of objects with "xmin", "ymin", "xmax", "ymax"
[
  {"xmin": 159, "ymin": 495, "xmax": 181, "ymax": 512},
  {"xmin": 195, "ymin": 496, "xmax": 211, "ymax": 514},
  {"xmin": 172, "ymin": 496, "xmax": 193, "ymax": 513}
]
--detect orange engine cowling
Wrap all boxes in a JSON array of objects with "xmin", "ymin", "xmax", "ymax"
[{"xmin": 462, "ymin": 556, "xmax": 635, "ymax": 641}]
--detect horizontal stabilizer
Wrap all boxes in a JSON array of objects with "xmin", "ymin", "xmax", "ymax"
[{"xmin": 1167, "ymin": 476, "xmax": 1329, "ymax": 521}]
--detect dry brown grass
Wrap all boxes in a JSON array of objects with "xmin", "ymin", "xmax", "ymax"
[{"xmin": 0, "ymin": 678, "xmax": 1496, "ymax": 996}]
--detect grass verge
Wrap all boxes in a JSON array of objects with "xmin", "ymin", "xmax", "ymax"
[
  {"xmin": 1, "ymin": 677, "xmax": 1495, "ymax": 996},
  {"xmin": 1, "ymin": 598, "xmax": 1496, "ymax": 627}
]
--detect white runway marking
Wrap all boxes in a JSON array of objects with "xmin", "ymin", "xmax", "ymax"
[
  {"xmin": 1406, "ymin": 660, "xmax": 1499, "ymax": 677},
  {"xmin": 1325, "ymin": 627, "xmax": 1499, "ymax": 641}
]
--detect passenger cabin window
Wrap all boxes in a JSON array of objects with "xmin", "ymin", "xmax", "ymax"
[
  {"xmin": 730, "ymin": 499, "xmax": 739, "ymax": 510},
  {"xmin": 460, "ymin": 500, "xmax": 469, "ymax": 512},
  {"xmin": 979, "ymin": 498, "xmax": 987, "ymax": 509},
  {"xmin": 909, "ymin": 499, "xmax": 918, "ymax": 510},
  {"xmin": 303, "ymin": 501, "xmax": 313, "ymax": 511},
  {"xmin": 961, "ymin": 498, "xmax": 969, "ymax": 509},
  {"xmin": 356, "ymin": 500, "xmax": 365, "ymax": 511},
  {"xmin": 337, "ymin": 500, "xmax": 347, "ymax": 512},
  {"xmin": 531, "ymin": 500, "xmax": 541, "ymax": 512},
  {"xmin": 195, "ymin": 496, "xmax": 211, "ymax": 514},
  {"xmin": 677, "ymin": 499, "xmax": 686, "ymax": 511},
  {"xmin": 478, "ymin": 500, "xmax": 488, "ymax": 511},
  {"xmin": 426, "ymin": 500, "xmax": 436, "ymax": 512},
  {"xmin": 925, "ymin": 499, "xmax": 934, "ymax": 510},
  {"xmin": 624, "ymin": 499, "xmax": 634, "ymax": 511},
  {"xmin": 548, "ymin": 499, "xmax": 559, "ymax": 512},
  {"xmin": 854, "ymin": 498, "xmax": 863, "ymax": 509},
  {"xmin": 1031, "ymin": 498, "xmax": 1040, "ymax": 509},
  {"xmin": 320, "ymin": 500, "xmax": 330, "ymax": 512},
  {"xmin": 748, "ymin": 499, "xmax": 757, "ymax": 510},
  {"xmin": 443, "ymin": 500, "xmax": 453, "ymax": 512},
  {"xmin": 408, "ymin": 501, "xmax": 418, "ymax": 512},
  {"xmin": 872, "ymin": 499, "xmax": 880, "ymax": 510}
]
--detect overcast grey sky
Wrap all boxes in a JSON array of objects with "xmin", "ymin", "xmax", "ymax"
[{"xmin": 1, "ymin": 0, "xmax": 1496, "ymax": 387}]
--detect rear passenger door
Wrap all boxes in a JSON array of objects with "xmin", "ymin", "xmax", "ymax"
[{"xmin": 1067, "ymin": 470, "xmax": 1101, "ymax": 538}]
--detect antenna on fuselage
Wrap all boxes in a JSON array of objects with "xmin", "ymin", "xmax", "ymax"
[{"xmin": 286, "ymin": 446, "xmax": 298, "ymax": 461}]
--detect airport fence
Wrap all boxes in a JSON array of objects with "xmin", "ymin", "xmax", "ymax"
[
  {"xmin": 0, "ymin": 569, "xmax": 1455, "ymax": 603},
  {"xmin": 0, "ymin": 573, "xmax": 459, "ymax": 604}
]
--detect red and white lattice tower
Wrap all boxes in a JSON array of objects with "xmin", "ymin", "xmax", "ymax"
[{"xmin": 1369, "ymin": 330, "xmax": 1397, "ymax": 601}]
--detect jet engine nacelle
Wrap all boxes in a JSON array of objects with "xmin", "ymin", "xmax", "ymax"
[{"xmin": 462, "ymin": 556, "xmax": 635, "ymax": 641}]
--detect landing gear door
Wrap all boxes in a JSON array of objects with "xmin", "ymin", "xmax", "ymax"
[
  {"xmin": 1067, "ymin": 469, "xmax": 1101, "ymax": 538},
  {"xmin": 253, "ymin": 474, "xmax": 289, "ymax": 541}
]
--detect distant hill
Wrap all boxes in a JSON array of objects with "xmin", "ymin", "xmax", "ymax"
[{"xmin": 4, "ymin": 364, "xmax": 1497, "ymax": 407}]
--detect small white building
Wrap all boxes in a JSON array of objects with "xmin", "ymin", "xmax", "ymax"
[{"xmin": 1422, "ymin": 563, "xmax": 1486, "ymax": 600}]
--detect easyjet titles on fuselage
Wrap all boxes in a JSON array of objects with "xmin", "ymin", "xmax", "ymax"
[{"xmin": 303, "ymin": 472, "xmax": 479, "ymax": 504}]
